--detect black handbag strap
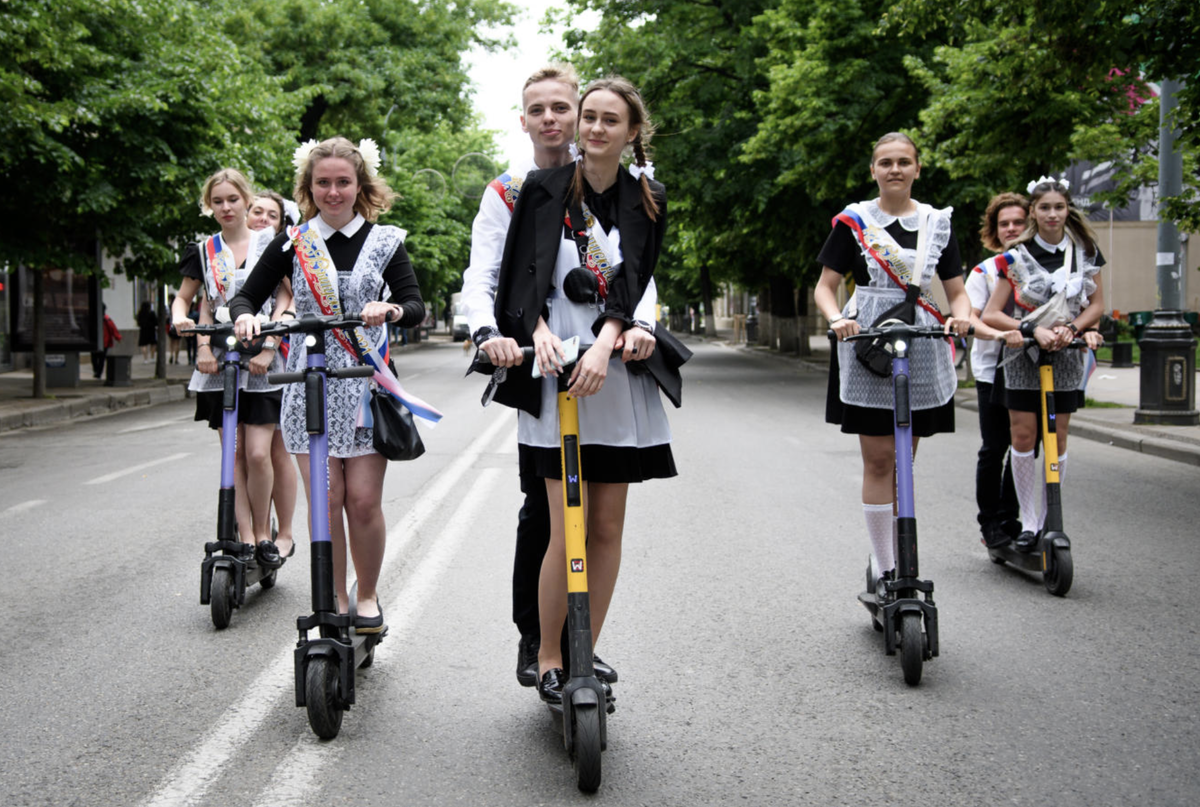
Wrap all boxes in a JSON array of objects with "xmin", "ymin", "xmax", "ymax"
[{"xmin": 566, "ymin": 197, "xmax": 589, "ymax": 264}]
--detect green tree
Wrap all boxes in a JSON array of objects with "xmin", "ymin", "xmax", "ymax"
[{"xmin": 0, "ymin": 0, "xmax": 299, "ymax": 394}]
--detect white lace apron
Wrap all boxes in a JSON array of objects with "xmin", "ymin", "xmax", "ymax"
[
  {"xmin": 835, "ymin": 201, "xmax": 957, "ymax": 410},
  {"xmin": 279, "ymin": 224, "xmax": 405, "ymax": 457},
  {"xmin": 187, "ymin": 228, "xmax": 284, "ymax": 394}
]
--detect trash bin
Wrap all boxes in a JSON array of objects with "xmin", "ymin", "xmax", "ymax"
[
  {"xmin": 105, "ymin": 354, "xmax": 133, "ymax": 387},
  {"xmin": 745, "ymin": 314, "xmax": 759, "ymax": 344},
  {"xmin": 45, "ymin": 353, "xmax": 80, "ymax": 388},
  {"xmin": 1129, "ymin": 310, "xmax": 1154, "ymax": 341},
  {"xmin": 1110, "ymin": 341, "xmax": 1134, "ymax": 368}
]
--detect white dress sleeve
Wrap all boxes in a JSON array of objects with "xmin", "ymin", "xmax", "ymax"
[{"xmin": 462, "ymin": 186, "xmax": 514, "ymax": 337}]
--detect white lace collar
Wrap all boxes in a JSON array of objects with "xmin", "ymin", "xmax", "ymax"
[
  {"xmin": 868, "ymin": 198, "xmax": 921, "ymax": 232},
  {"xmin": 1034, "ymin": 232, "xmax": 1068, "ymax": 253}
]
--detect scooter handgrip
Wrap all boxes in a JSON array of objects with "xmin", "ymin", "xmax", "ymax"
[
  {"xmin": 268, "ymin": 372, "xmax": 305, "ymax": 384},
  {"xmin": 331, "ymin": 366, "xmax": 377, "ymax": 379}
]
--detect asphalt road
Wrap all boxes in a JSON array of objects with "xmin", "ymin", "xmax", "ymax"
[{"xmin": 1, "ymin": 338, "xmax": 1197, "ymax": 806}]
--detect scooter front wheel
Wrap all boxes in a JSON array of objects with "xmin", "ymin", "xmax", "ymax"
[
  {"xmin": 572, "ymin": 704, "xmax": 602, "ymax": 793},
  {"xmin": 900, "ymin": 613, "xmax": 924, "ymax": 686},
  {"xmin": 1044, "ymin": 546, "xmax": 1073, "ymax": 597},
  {"xmin": 305, "ymin": 656, "xmax": 345, "ymax": 739},
  {"xmin": 210, "ymin": 567, "xmax": 234, "ymax": 629}
]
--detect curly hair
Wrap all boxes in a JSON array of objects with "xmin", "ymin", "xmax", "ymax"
[
  {"xmin": 570, "ymin": 76, "xmax": 660, "ymax": 221},
  {"xmin": 979, "ymin": 192, "xmax": 1029, "ymax": 253},
  {"xmin": 293, "ymin": 136, "xmax": 397, "ymax": 223}
]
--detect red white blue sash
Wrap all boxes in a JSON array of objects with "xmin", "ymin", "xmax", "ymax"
[
  {"xmin": 288, "ymin": 222, "xmax": 443, "ymax": 426},
  {"xmin": 564, "ymin": 203, "xmax": 618, "ymax": 300},
  {"xmin": 833, "ymin": 207, "xmax": 944, "ymax": 323},
  {"xmin": 203, "ymin": 234, "xmax": 235, "ymax": 303},
  {"xmin": 974, "ymin": 251, "xmax": 1035, "ymax": 312},
  {"xmin": 487, "ymin": 172, "xmax": 524, "ymax": 213}
]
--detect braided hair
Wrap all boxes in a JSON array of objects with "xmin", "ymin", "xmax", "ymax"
[{"xmin": 570, "ymin": 76, "xmax": 660, "ymax": 221}]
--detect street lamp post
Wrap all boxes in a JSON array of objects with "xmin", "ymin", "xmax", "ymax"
[{"xmin": 1135, "ymin": 78, "xmax": 1198, "ymax": 425}]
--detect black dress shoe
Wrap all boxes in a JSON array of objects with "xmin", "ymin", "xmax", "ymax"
[
  {"xmin": 256, "ymin": 539, "xmax": 282, "ymax": 569},
  {"xmin": 538, "ymin": 668, "xmax": 565, "ymax": 705},
  {"xmin": 516, "ymin": 635, "xmax": 540, "ymax": 687},
  {"xmin": 982, "ymin": 522, "xmax": 1013, "ymax": 549},
  {"xmin": 592, "ymin": 654, "xmax": 618, "ymax": 684},
  {"xmin": 1013, "ymin": 530, "xmax": 1039, "ymax": 552}
]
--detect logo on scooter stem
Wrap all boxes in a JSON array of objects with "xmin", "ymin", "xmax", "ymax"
[{"xmin": 571, "ymin": 558, "xmax": 584, "ymax": 573}]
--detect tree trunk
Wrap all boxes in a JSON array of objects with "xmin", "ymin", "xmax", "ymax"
[
  {"xmin": 700, "ymin": 263, "xmax": 717, "ymax": 337},
  {"xmin": 770, "ymin": 275, "xmax": 797, "ymax": 353},
  {"xmin": 33, "ymin": 268, "xmax": 45, "ymax": 399}
]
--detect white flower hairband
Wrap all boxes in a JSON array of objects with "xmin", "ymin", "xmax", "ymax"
[
  {"xmin": 1027, "ymin": 175, "xmax": 1070, "ymax": 194},
  {"xmin": 292, "ymin": 138, "xmax": 382, "ymax": 177}
]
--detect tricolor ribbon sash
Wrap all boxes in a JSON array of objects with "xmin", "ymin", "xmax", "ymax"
[
  {"xmin": 833, "ymin": 208, "xmax": 944, "ymax": 323},
  {"xmin": 564, "ymin": 202, "xmax": 617, "ymax": 300},
  {"xmin": 204, "ymin": 234, "xmax": 235, "ymax": 303},
  {"xmin": 488, "ymin": 172, "xmax": 524, "ymax": 213},
  {"xmin": 974, "ymin": 251, "xmax": 1034, "ymax": 312},
  {"xmin": 287, "ymin": 222, "xmax": 443, "ymax": 427}
]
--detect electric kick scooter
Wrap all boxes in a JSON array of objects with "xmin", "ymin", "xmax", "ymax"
[
  {"xmin": 262, "ymin": 312, "xmax": 386, "ymax": 739},
  {"xmin": 841, "ymin": 322, "xmax": 967, "ymax": 686},
  {"xmin": 986, "ymin": 337, "xmax": 1084, "ymax": 597},
  {"xmin": 186, "ymin": 320, "xmax": 281, "ymax": 630},
  {"xmin": 476, "ymin": 336, "xmax": 611, "ymax": 792}
]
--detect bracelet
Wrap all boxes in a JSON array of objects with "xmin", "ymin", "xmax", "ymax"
[
  {"xmin": 281, "ymin": 309, "xmax": 296, "ymax": 318},
  {"xmin": 197, "ymin": 342, "xmax": 212, "ymax": 350},
  {"xmin": 261, "ymin": 342, "xmax": 277, "ymax": 352},
  {"xmin": 828, "ymin": 314, "xmax": 844, "ymax": 325},
  {"xmin": 1019, "ymin": 321, "xmax": 1036, "ymax": 338}
]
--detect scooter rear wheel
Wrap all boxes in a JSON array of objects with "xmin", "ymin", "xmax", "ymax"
[
  {"xmin": 305, "ymin": 656, "xmax": 344, "ymax": 740},
  {"xmin": 900, "ymin": 613, "xmax": 924, "ymax": 686},
  {"xmin": 572, "ymin": 704, "xmax": 602, "ymax": 793},
  {"xmin": 1044, "ymin": 546, "xmax": 1073, "ymax": 597},
  {"xmin": 210, "ymin": 567, "xmax": 234, "ymax": 630}
]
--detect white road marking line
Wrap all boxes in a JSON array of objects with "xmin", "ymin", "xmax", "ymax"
[
  {"xmin": 85, "ymin": 453, "xmax": 191, "ymax": 485},
  {"xmin": 3, "ymin": 499, "xmax": 46, "ymax": 515},
  {"xmin": 118, "ymin": 418, "xmax": 192, "ymax": 434},
  {"xmin": 140, "ymin": 410, "xmax": 514, "ymax": 807},
  {"xmin": 251, "ymin": 468, "xmax": 502, "ymax": 807}
]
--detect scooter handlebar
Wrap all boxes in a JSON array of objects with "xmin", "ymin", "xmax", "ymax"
[{"xmin": 830, "ymin": 325, "xmax": 974, "ymax": 342}]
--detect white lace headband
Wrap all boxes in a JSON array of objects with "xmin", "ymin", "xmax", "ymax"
[
  {"xmin": 292, "ymin": 138, "xmax": 382, "ymax": 177},
  {"xmin": 1027, "ymin": 175, "xmax": 1070, "ymax": 194}
]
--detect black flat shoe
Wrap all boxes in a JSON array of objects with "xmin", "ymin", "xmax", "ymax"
[
  {"xmin": 275, "ymin": 539, "xmax": 296, "ymax": 565},
  {"xmin": 354, "ymin": 602, "xmax": 385, "ymax": 634},
  {"xmin": 517, "ymin": 635, "xmax": 540, "ymax": 687},
  {"xmin": 593, "ymin": 654, "xmax": 618, "ymax": 684},
  {"xmin": 538, "ymin": 668, "xmax": 565, "ymax": 705},
  {"xmin": 1013, "ymin": 530, "xmax": 1039, "ymax": 552},
  {"xmin": 256, "ymin": 539, "xmax": 282, "ymax": 570},
  {"xmin": 982, "ymin": 522, "xmax": 1013, "ymax": 549}
]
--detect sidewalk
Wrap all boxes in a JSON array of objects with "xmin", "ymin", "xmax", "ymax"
[
  {"xmin": 727, "ymin": 333, "xmax": 1200, "ymax": 468},
  {"xmin": 0, "ymin": 334, "xmax": 444, "ymax": 435}
]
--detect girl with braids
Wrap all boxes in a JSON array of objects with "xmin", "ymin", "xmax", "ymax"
[
  {"xmin": 230, "ymin": 137, "xmax": 426, "ymax": 630},
  {"xmin": 485, "ymin": 76, "xmax": 674, "ymax": 706},
  {"xmin": 981, "ymin": 177, "xmax": 1104, "ymax": 550},
  {"xmin": 814, "ymin": 132, "xmax": 972, "ymax": 592}
]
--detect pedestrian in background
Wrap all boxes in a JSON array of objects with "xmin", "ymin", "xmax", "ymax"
[
  {"xmin": 814, "ymin": 132, "xmax": 972, "ymax": 587},
  {"xmin": 136, "ymin": 300, "xmax": 157, "ymax": 363},
  {"xmin": 91, "ymin": 304, "xmax": 122, "ymax": 379}
]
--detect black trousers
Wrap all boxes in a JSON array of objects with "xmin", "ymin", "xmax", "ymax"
[
  {"xmin": 90, "ymin": 349, "xmax": 107, "ymax": 378},
  {"xmin": 975, "ymin": 379, "xmax": 1019, "ymax": 529},
  {"xmin": 513, "ymin": 474, "xmax": 551, "ymax": 638}
]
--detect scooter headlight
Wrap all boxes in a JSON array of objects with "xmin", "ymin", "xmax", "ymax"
[
  {"xmin": 895, "ymin": 339, "xmax": 907, "ymax": 354},
  {"xmin": 305, "ymin": 334, "xmax": 317, "ymax": 348},
  {"xmin": 225, "ymin": 334, "xmax": 237, "ymax": 349}
]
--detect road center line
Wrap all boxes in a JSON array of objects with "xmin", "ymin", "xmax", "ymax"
[
  {"xmin": 3, "ymin": 499, "xmax": 46, "ymax": 515},
  {"xmin": 85, "ymin": 452, "xmax": 191, "ymax": 485},
  {"xmin": 140, "ymin": 410, "xmax": 515, "ymax": 807},
  {"xmin": 252, "ymin": 468, "xmax": 503, "ymax": 807}
]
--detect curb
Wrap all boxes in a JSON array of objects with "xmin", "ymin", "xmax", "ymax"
[{"xmin": 0, "ymin": 382, "xmax": 189, "ymax": 434}]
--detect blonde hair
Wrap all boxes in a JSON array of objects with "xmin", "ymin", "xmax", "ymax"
[
  {"xmin": 571, "ymin": 76, "xmax": 660, "ymax": 221},
  {"xmin": 293, "ymin": 136, "xmax": 397, "ymax": 223},
  {"xmin": 979, "ymin": 192, "xmax": 1029, "ymax": 253},
  {"xmin": 522, "ymin": 63, "xmax": 580, "ymax": 110},
  {"xmin": 199, "ymin": 168, "xmax": 254, "ymax": 217}
]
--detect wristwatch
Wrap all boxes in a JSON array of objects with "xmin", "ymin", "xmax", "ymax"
[
  {"xmin": 632, "ymin": 319, "xmax": 654, "ymax": 333},
  {"xmin": 1066, "ymin": 322, "xmax": 1079, "ymax": 334}
]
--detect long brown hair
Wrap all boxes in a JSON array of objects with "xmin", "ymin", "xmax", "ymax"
[
  {"xmin": 293, "ymin": 137, "xmax": 397, "ymax": 223},
  {"xmin": 1014, "ymin": 179, "xmax": 1099, "ymax": 257},
  {"xmin": 570, "ymin": 76, "xmax": 660, "ymax": 221}
]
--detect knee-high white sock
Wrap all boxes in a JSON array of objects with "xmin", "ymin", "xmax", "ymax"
[
  {"xmin": 1036, "ymin": 451, "xmax": 1068, "ymax": 532},
  {"xmin": 1011, "ymin": 448, "xmax": 1040, "ymax": 532},
  {"xmin": 864, "ymin": 503, "xmax": 895, "ymax": 573},
  {"xmin": 1058, "ymin": 452, "xmax": 1068, "ymax": 483}
]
